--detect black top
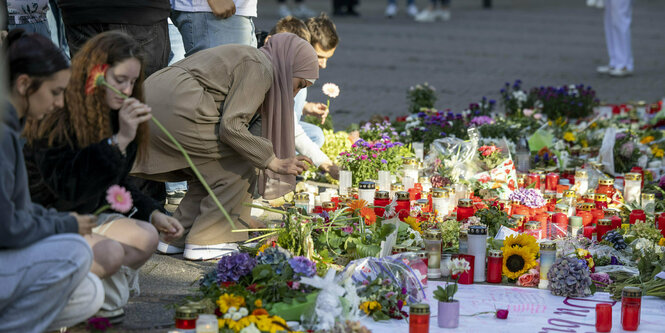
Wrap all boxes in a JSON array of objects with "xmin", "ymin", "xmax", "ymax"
[
  {"xmin": 0, "ymin": 103, "xmax": 78, "ymax": 249},
  {"xmin": 24, "ymin": 109, "xmax": 165, "ymax": 221},
  {"xmin": 57, "ymin": 0, "xmax": 170, "ymax": 26}
]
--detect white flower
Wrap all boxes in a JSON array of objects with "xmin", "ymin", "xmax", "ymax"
[
  {"xmin": 231, "ymin": 312, "xmax": 243, "ymax": 321},
  {"xmin": 223, "ymin": 313, "xmax": 232, "ymax": 319},
  {"xmin": 227, "ymin": 306, "xmax": 237, "ymax": 313},
  {"xmin": 448, "ymin": 258, "xmax": 471, "ymax": 276},
  {"xmin": 512, "ymin": 90, "xmax": 527, "ymax": 103},
  {"xmin": 240, "ymin": 323, "xmax": 261, "ymax": 333},
  {"xmin": 238, "ymin": 307, "xmax": 249, "ymax": 316},
  {"xmin": 383, "ymin": 198, "xmax": 397, "ymax": 218},
  {"xmin": 322, "ymin": 83, "xmax": 340, "ymax": 98}
]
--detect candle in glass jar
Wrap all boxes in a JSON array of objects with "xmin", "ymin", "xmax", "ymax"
[
  {"xmin": 596, "ymin": 219, "xmax": 612, "ymax": 241},
  {"xmin": 546, "ymin": 172, "xmax": 559, "ymax": 191},
  {"xmin": 402, "ymin": 157, "xmax": 419, "ymax": 186},
  {"xmin": 419, "ymin": 176, "xmax": 431, "ymax": 194},
  {"xmin": 596, "ymin": 178, "xmax": 616, "ymax": 198},
  {"xmin": 378, "ymin": 170, "xmax": 391, "ymax": 192},
  {"xmin": 583, "ymin": 224, "xmax": 596, "ymax": 240},
  {"xmin": 512, "ymin": 214, "xmax": 527, "ymax": 232},
  {"xmin": 175, "ymin": 306, "xmax": 198, "ymax": 330},
  {"xmin": 392, "ymin": 245, "xmax": 406, "ymax": 255},
  {"xmin": 538, "ymin": 241, "xmax": 556, "ymax": 289},
  {"xmin": 594, "ymin": 193, "xmax": 608, "ymax": 210},
  {"xmin": 658, "ymin": 212, "xmax": 665, "ymax": 237},
  {"xmin": 445, "ymin": 187, "xmax": 456, "ymax": 211},
  {"xmin": 338, "ymin": 170, "xmax": 352, "ymax": 196},
  {"xmin": 527, "ymin": 173, "xmax": 541, "ymax": 190},
  {"xmin": 574, "ymin": 170, "xmax": 589, "ymax": 196},
  {"xmin": 641, "ymin": 193, "xmax": 655, "ymax": 215},
  {"xmin": 424, "ymin": 230, "xmax": 442, "ymax": 279},
  {"xmin": 196, "ymin": 314, "xmax": 218, "ymax": 333},
  {"xmin": 395, "ymin": 191, "xmax": 411, "ymax": 221},
  {"xmin": 390, "ymin": 183, "xmax": 404, "ymax": 199},
  {"xmin": 604, "ymin": 209, "xmax": 623, "ymax": 230},
  {"xmin": 552, "ymin": 212, "xmax": 568, "ymax": 239},
  {"xmin": 591, "ymin": 208, "xmax": 605, "ymax": 226},
  {"xmin": 629, "ymin": 209, "xmax": 646, "ymax": 225},
  {"xmin": 621, "ymin": 287, "xmax": 642, "ymax": 331},
  {"xmin": 431, "ymin": 188, "xmax": 449, "ymax": 218},
  {"xmin": 486, "ymin": 250, "xmax": 503, "ymax": 283},
  {"xmin": 414, "ymin": 199, "xmax": 430, "ymax": 217},
  {"xmin": 467, "ymin": 225, "xmax": 487, "ymax": 282},
  {"xmin": 525, "ymin": 221, "xmax": 542, "ymax": 240},
  {"xmin": 458, "ymin": 231, "xmax": 468, "ymax": 254},
  {"xmin": 569, "ymin": 216, "xmax": 583, "ymax": 237},
  {"xmin": 358, "ymin": 181, "xmax": 376, "ymax": 204},
  {"xmin": 596, "ymin": 303, "xmax": 612, "ymax": 333},
  {"xmin": 294, "ymin": 193, "xmax": 311, "ymax": 214},
  {"xmin": 457, "ymin": 199, "xmax": 474, "ymax": 221},
  {"xmin": 374, "ymin": 191, "xmax": 390, "ymax": 217},
  {"xmin": 409, "ymin": 303, "xmax": 430, "ymax": 333},
  {"xmin": 624, "ymin": 173, "xmax": 642, "ymax": 205}
]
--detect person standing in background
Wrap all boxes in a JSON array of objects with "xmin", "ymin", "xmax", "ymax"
[
  {"xmin": 385, "ymin": 0, "xmax": 418, "ymax": 19},
  {"xmin": 5, "ymin": 0, "xmax": 52, "ymax": 38},
  {"xmin": 277, "ymin": 0, "xmax": 315, "ymax": 18},
  {"xmin": 414, "ymin": 0, "xmax": 451, "ymax": 22},
  {"xmin": 597, "ymin": 0, "xmax": 633, "ymax": 77}
]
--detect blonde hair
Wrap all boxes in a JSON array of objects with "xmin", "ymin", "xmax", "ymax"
[{"xmin": 273, "ymin": 16, "xmax": 311, "ymax": 43}]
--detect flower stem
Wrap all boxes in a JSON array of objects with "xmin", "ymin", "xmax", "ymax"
[
  {"xmin": 93, "ymin": 204, "xmax": 110, "ymax": 216},
  {"xmin": 101, "ymin": 81, "xmax": 236, "ymax": 229}
]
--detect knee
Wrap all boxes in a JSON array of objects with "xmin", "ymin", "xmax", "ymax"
[
  {"xmin": 92, "ymin": 239, "xmax": 124, "ymax": 277},
  {"xmin": 133, "ymin": 221, "xmax": 159, "ymax": 261}
]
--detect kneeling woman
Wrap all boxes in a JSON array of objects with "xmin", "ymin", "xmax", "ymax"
[
  {"xmin": 132, "ymin": 33, "xmax": 318, "ymax": 260},
  {"xmin": 23, "ymin": 31, "xmax": 184, "ymax": 320}
]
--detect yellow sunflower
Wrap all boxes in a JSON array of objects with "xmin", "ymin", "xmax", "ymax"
[
  {"xmin": 359, "ymin": 301, "xmax": 382, "ymax": 315},
  {"xmin": 501, "ymin": 234, "xmax": 539, "ymax": 255},
  {"xmin": 403, "ymin": 216, "xmax": 423, "ymax": 234},
  {"xmin": 217, "ymin": 293, "xmax": 246, "ymax": 313},
  {"xmin": 502, "ymin": 245, "xmax": 537, "ymax": 280}
]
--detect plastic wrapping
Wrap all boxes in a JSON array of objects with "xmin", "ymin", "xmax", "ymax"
[
  {"xmin": 338, "ymin": 255, "xmax": 427, "ymax": 303},
  {"xmin": 425, "ymin": 136, "xmax": 479, "ymax": 182}
]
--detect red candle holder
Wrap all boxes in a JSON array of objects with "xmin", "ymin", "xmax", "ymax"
[
  {"xmin": 552, "ymin": 213, "xmax": 568, "ymax": 239},
  {"xmin": 658, "ymin": 213, "xmax": 665, "ymax": 237},
  {"xmin": 486, "ymin": 250, "xmax": 503, "ymax": 283},
  {"xmin": 453, "ymin": 254, "xmax": 475, "ymax": 284},
  {"xmin": 621, "ymin": 287, "xmax": 642, "ymax": 331},
  {"xmin": 595, "ymin": 303, "xmax": 612, "ymax": 332},
  {"xmin": 546, "ymin": 173, "xmax": 559, "ymax": 191},
  {"xmin": 527, "ymin": 173, "xmax": 540, "ymax": 189},
  {"xmin": 629, "ymin": 209, "xmax": 646, "ymax": 225}
]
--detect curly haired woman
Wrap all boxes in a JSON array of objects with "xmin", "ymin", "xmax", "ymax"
[{"xmin": 23, "ymin": 31, "xmax": 184, "ymax": 322}]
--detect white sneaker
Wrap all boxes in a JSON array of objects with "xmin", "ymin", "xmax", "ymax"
[
  {"xmin": 293, "ymin": 4, "xmax": 316, "ymax": 18},
  {"xmin": 385, "ymin": 4, "xmax": 397, "ymax": 18},
  {"xmin": 407, "ymin": 4, "xmax": 419, "ymax": 17},
  {"xmin": 157, "ymin": 241, "xmax": 184, "ymax": 254},
  {"xmin": 435, "ymin": 9, "xmax": 451, "ymax": 21},
  {"xmin": 608, "ymin": 67, "xmax": 633, "ymax": 77},
  {"xmin": 184, "ymin": 243, "xmax": 239, "ymax": 260},
  {"xmin": 596, "ymin": 65, "xmax": 614, "ymax": 74},
  {"xmin": 278, "ymin": 4, "xmax": 291, "ymax": 17},
  {"xmin": 415, "ymin": 9, "xmax": 437, "ymax": 22}
]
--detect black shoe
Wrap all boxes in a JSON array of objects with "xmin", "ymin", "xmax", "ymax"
[{"xmin": 346, "ymin": 8, "xmax": 360, "ymax": 16}]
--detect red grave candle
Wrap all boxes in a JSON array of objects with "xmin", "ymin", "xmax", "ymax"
[
  {"xmin": 596, "ymin": 219, "xmax": 612, "ymax": 241},
  {"xmin": 552, "ymin": 213, "xmax": 568, "ymax": 239},
  {"xmin": 629, "ymin": 209, "xmax": 646, "ymax": 225},
  {"xmin": 577, "ymin": 211, "xmax": 593, "ymax": 227},
  {"xmin": 546, "ymin": 172, "xmax": 559, "ymax": 191},
  {"xmin": 590, "ymin": 209, "xmax": 605, "ymax": 225},
  {"xmin": 456, "ymin": 199, "xmax": 475, "ymax": 222},
  {"xmin": 395, "ymin": 191, "xmax": 411, "ymax": 221},
  {"xmin": 486, "ymin": 250, "xmax": 503, "ymax": 284},
  {"xmin": 373, "ymin": 191, "xmax": 390, "ymax": 217},
  {"xmin": 453, "ymin": 254, "xmax": 474, "ymax": 284},
  {"xmin": 621, "ymin": 287, "xmax": 642, "ymax": 331},
  {"xmin": 409, "ymin": 304, "xmax": 430, "ymax": 333},
  {"xmin": 657, "ymin": 213, "xmax": 665, "ymax": 237},
  {"xmin": 595, "ymin": 303, "xmax": 612, "ymax": 333},
  {"xmin": 527, "ymin": 173, "xmax": 540, "ymax": 190}
]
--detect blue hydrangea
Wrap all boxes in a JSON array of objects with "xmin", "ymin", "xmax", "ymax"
[
  {"xmin": 257, "ymin": 246, "xmax": 291, "ymax": 274},
  {"xmin": 217, "ymin": 252, "xmax": 256, "ymax": 283},
  {"xmin": 288, "ymin": 256, "xmax": 317, "ymax": 279}
]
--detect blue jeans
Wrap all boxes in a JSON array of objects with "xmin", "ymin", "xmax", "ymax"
[
  {"xmin": 9, "ymin": 20, "xmax": 51, "ymax": 39},
  {"xmin": 166, "ymin": 181, "xmax": 188, "ymax": 193},
  {"xmin": 168, "ymin": 21, "xmax": 186, "ymax": 65},
  {"xmin": 171, "ymin": 11, "xmax": 257, "ymax": 56},
  {"xmin": 0, "ymin": 234, "xmax": 93, "ymax": 333},
  {"xmin": 300, "ymin": 121, "xmax": 325, "ymax": 147}
]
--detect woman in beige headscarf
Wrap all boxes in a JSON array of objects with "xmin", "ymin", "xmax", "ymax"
[{"xmin": 132, "ymin": 33, "xmax": 318, "ymax": 260}]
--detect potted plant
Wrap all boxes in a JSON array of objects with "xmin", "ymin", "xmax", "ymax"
[{"xmin": 433, "ymin": 258, "xmax": 470, "ymax": 328}]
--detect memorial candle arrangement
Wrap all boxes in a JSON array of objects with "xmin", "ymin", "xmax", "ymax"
[
  {"xmin": 623, "ymin": 172, "xmax": 642, "ymax": 205},
  {"xmin": 538, "ymin": 241, "xmax": 556, "ymax": 289},
  {"xmin": 621, "ymin": 287, "xmax": 642, "ymax": 331},
  {"xmin": 467, "ymin": 225, "xmax": 487, "ymax": 283},
  {"xmin": 424, "ymin": 230, "xmax": 442, "ymax": 279}
]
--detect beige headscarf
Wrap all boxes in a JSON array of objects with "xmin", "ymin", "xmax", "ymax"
[{"xmin": 258, "ymin": 33, "xmax": 319, "ymax": 199}]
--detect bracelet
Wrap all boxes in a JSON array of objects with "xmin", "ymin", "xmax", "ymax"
[{"xmin": 107, "ymin": 135, "xmax": 126, "ymax": 156}]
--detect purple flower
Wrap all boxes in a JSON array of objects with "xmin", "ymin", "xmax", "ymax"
[
  {"xmin": 469, "ymin": 115, "xmax": 494, "ymax": 127},
  {"xmin": 590, "ymin": 272, "xmax": 612, "ymax": 287},
  {"xmin": 381, "ymin": 159, "xmax": 387, "ymax": 164},
  {"xmin": 289, "ymin": 256, "xmax": 317, "ymax": 278},
  {"xmin": 217, "ymin": 252, "xmax": 256, "ymax": 283},
  {"xmin": 620, "ymin": 142, "xmax": 635, "ymax": 158},
  {"xmin": 87, "ymin": 317, "xmax": 112, "ymax": 332}
]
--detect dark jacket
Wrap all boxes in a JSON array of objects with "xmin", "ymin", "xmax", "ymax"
[
  {"xmin": 24, "ymin": 109, "xmax": 164, "ymax": 221},
  {"xmin": 57, "ymin": 0, "xmax": 170, "ymax": 26},
  {"xmin": 0, "ymin": 104, "xmax": 78, "ymax": 249}
]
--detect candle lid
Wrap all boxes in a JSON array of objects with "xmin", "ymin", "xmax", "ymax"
[
  {"xmin": 603, "ymin": 208, "xmax": 619, "ymax": 216},
  {"xmin": 432, "ymin": 188, "xmax": 448, "ymax": 198},
  {"xmin": 375, "ymin": 190, "xmax": 390, "ymax": 199},
  {"xmin": 406, "ymin": 246, "xmax": 422, "ymax": 252},
  {"xmin": 512, "ymin": 214, "xmax": 526, "ymax": 222},
  {"xmin": 396, "ymin": 191, "xmax": 410, "ymax": 200},
  {"xmin": 554, "ymin": 204, "xmax": 569, "ymax": 213},
  {"xmin": 416, "ymin": 199, "xmax": 429, "ymax": 207},
  {"xmin": 599, "ymin": 178, "xmax": 614, "ymax": 186},
  {"xmin": 391, "ymin": 183, "xmax": 405, "ymax": 191},
  {"xmin": 543, "ymin": 191, "xmax": 556, "ymax": 200},
  {"xmin": 186, "ymin": 302, "xmax": 207, "ymax": 314},
  {"xmin": 459, "ymin": 230, "xmax": 468, "ymax": 239},
  {"xmin": 392, "ymin": 245, "xmax": 407, "ymax": 253},
  {"xmin": 419, "ymin": 176, "xmax": 430, "ymax": 184},
  {"xmin": 409, "ymin": 303, "xmax": 430, "ymax": 315},
  {"xmin": 563, "ymin": 190, "xmax": 576, "ymax": 198},
  {"xmin": 583, "ymin": 193, "xmax": 595, "ymax": 202},
  {"xmin": 642, "ymin": 193, "xmax": 655, "ymax": 201},
  {"xmin": 424, "ymin": 230, "xmax": 442, "ymax": 240},
  {"xmin": 569, "ymin": 216, "xmax": 583, "ymax": 227},
  {"xmin": 175, "ymin": 306, "xmax": 198, "ymax": 320},
  {"xmin": 458, "ymin": 198, "xmax": 473, "ymax": 207},
  {"xmin": 575, "ymin": 170, "xmax": 588, "ymax": 178},
  {"xmin": 594, "ymin": 193, "xmax": 607, "ymax": 202},
  {"xmin": 622, "ymin": 286, "xmax": 642, "ymax": 298},
  {"xmin": 525, "ymin": 221, "xmax": 540, "ymax": 230},
  {"xmin": 577, "ymin": 203, "xmax": 596, "ymax": 211},
  {"xmin": 403, "ymin": 157, "xmax": 418, "ymax": 165},
  {"xmin": 625, "ymin": 172, "xmax": 642, "ymax": 181},
  {"xmin": 530, "ymin": 169, "xmax": 545, "ymax": 175},
  {"xmin": 488, "ymin": 249, "xmax": 503, "ymax": 258},
  {"xmin": 322, "ymin": 201, "xmax": 335, "ymax": 209},
  {"xmin": 294, "ymin": 193, "xmax": 310, "ymax": 201},
  {"xmin": 416, "ymin": 250, "xmax": 428, "ymax": 259},
  {"xmin": 468, "ymin": 225, "xmax": 487, "ymax": 235},
  {"xmin": 539, "ymin": 241, "xmax": 556, "ymax": 250},
  {"xmin": 598, "ymin": 219, "xmax": 612, "ymax": 226},
  {"xmin": 445, "ymin": 187, "xmax": 456, "ymax": 195},
  {"xmin": 359, "ymin": 181, "xmax": 376, "ymax": 190}
]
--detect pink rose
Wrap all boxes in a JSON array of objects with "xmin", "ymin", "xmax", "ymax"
[
  {"xmin": 496, "ymin": 309, "xmax": 509, "ymax": 319},
  {"xmin": 517, "ymin": 268, "xmax": 540, "ymax": 287}
]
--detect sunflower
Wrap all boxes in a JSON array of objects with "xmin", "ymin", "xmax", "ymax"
[
  {"xmin": 217, "ymin": 293, "xmax": 246, "ymax": 313},
  {"xmin": 403, "ymin": 216, "xmax": 422, "ymax": 234},
  {"xmin": 360, "ymin": 207, "xmax": 377, "ymax": 225},
  {"xmin": 501, "ymin": 234, "xmax": 539, "ymax": 255},
  {"xmin": 359, "ymin": 301, "xmax": 382, "ymax": 315},
  {"xmin": 502, "ymin": 245, "xmax": 537, "ymax": 280},
  {"xmin": 348, "ymin": 199, "xmax": 368, "ymax": 211}
]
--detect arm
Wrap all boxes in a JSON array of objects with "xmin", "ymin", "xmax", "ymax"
[
  {"xmin": 119, "ymin": 176, "xmax": 166, "ymax": 221},
  {"xmin": 219, "ymin": 59, "xmax": 276, "ymax": 169},
  {"xmin": 294, "ymin": 120, "xmax": 331, "ymax": 167}
]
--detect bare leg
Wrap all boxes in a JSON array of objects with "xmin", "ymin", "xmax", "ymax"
[
  {"xmin": 84, "ymin": 234, "xmax": 124, "ymax": 278},
  {"xmin": 95, "ymin": 218, "xmax": 159, "ymax": 269}
]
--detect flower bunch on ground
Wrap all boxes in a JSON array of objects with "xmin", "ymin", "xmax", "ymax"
[
  {"xmin": 547, "ymin": 256, "xmax": 594, "ymax": 297},
  {"xmin": 338, "ymin": 138, "xmax": 411, "ymax": 186},
  {"xmin": 358, "ymin": 120, "xmax": 399, "ymax": 142},
  {"xmin": 509, "ymin": 188, "xmax": 546, "ymax": 208},
  {"xmin": 356, "ymin": 276, "xmax": 409, "ymax": 321},
  {"xmin": 477, "ymin": 145, "xmax": 504, "ymax": 170},
  {"xmin": 407, "ymin": 82, "xmax": 436, "ymax": 114},
  {"xmin": 501, "ymin": 234, "xmax": 539, "ymax": 280}
]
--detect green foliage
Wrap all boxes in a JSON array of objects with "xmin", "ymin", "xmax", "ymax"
[
  {"xmin": 440, "ymin": 218, "xmax": 460, "ymax": 252},
  {"xmin": 407, "ymin": 82, "xmax": 436, "ymax": 114},
  {"xmin": 613, "ymin": 132, "xmax": 641, "ymax": 174},
  {"xmin": 303, "ymin": 114, "xmax": 334, "ymax": 131},
  {"xmin": 433, "ymin": 284, "xmax": 458, "ymax": 303},
  {"xmin": 338, "ymin": 139, "xmax": 412, "ymax": 186},
  {"xmin": 474, "ymin": 205, "xmax": 509, "ymax": 237}
]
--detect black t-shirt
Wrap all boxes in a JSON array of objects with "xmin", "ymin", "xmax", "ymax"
[{"xmin": 57, "ymin": 0, "xmax": 170, "ymax": 26}]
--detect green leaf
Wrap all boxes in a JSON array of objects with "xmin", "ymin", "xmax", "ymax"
[{"xmin": 251, "ymin": 264, "xmax": 273, "ymax": 283}]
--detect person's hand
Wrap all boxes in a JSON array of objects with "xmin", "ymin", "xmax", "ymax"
[
  {"xmin": 207, "ymin": 0, "xmax": 236, "ymax": 18},
  {"xmin": 151, "ymin": 211, "xmax": 185, "ymax": 242},
  {"xmin": 303, "ymin": 102, "xmax": 329, "ymax": 124},
  {"xmin": 116, "ymin": 98, "xmax": 152, "ymax": 151},
  {"xmin": 71, "ymin": 213, "xmax": 96, "ymax": 235},
  {"xmin": 320, "ymin": 162, "xmax": 339, "ymax": 180},
  {"xmin": 267, "ymin": 156, "xmax": 313, "ymax": 176}
]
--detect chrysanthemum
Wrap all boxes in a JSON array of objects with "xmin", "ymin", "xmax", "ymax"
[
  {"xmin": 322, "ymin": 83, "xmax": 340, "ymax": 98},
  {"xmin": 502, "ymin": 245, "xmax": 537, "ymax": 280},
  {"xmin": 501, "ymin": 234, "xmax": 539, "ymax": 255},
  {"xmin": 217, "ymin": 293, "xmax": 246, "ymax": 314}
]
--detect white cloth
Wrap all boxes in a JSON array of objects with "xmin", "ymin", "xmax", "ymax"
[
  {"xmin": 604, "ymin": 0, "xmax": 633, "ymax": 71},
  {"xmin": 294, "ymin": 89, "xmax": 332, "ymax": 167},
  {"xmin": 170, "ymin": 0, "xmax": 257, "ymax": 17},
  {"xmin": 47, "ymin": 273, "xmax": 105, "ymax": 331},
  {"xmin": 100, "ymin": 266, "xmax": 140, "ymax": 312}
]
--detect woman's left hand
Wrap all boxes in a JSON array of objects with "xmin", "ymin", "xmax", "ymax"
[{"xmin": 151, "ymin": 211, "xmax": 184, "ymax": 242}]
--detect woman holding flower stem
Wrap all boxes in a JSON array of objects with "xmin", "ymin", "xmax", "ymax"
[
  {"xmin": 131, "ymin": 33, "xmax": 318, "ymax": 260},
  {"xmin": 23, "ymin": 31, "xmax": 183, "ymax": 321}
]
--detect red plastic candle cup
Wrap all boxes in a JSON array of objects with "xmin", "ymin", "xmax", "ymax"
[
  {"xmin": 527, "ymin": 173, "xmax": 540, "ymax": 190},
  {"xmin": 621, "ymin": 287, "xmax": 642, "ymax": 331},
  {"xmin": 610, "ymin": 215, "xmax": 623, "ymax": 231},
  {"xmin": 374, "ymin": 191, "xmax": 390, "ymax": 217},
  {"xmin": 546, "ymin": 173, "xmax": 559, "ymax": 191},
  {"xmin": 577, "ymin": 211, "xmax": 593, "ymax": 227},
  {"xmin": 395, "ymin": 191, "xmax": 411, "ymax": 221},
  {"xmin": 457, "ymin": 199, "xmax": 475, "ymax": 222},
  {"xmin": 596, "ymin": 219, "xmax": 612, "ymax": 242},
  {"xmin": 658, "ymin": 213, "xmax": 665, "ymax": 237},
  {"xmin": 552, "ymin": 213, "xmax": 568, "ymax": 238},
  {"xmin": 409, "ymin": 304, "xmax": 430, "ymax": 333},
  {"xmin": 454, "ymin": 254, "xmax": 475, "ymax": 284},
  {"xmin": 629, "ymin": 209, "xmax": 646, "ymax": 225},
  {"xmin": 583, "ymin": 225, "xmax": 596, "ymax": 240},
  {"xmin": 486, "ymin": 250, "xmax": 503, "ymax": 283},
  {"xmin": 590, "ymin": 209, "xmax": 605, "ymax": 225},
  {"xmin": 595, "ymin": 303, "xmax": 612, "ymax": 332}
]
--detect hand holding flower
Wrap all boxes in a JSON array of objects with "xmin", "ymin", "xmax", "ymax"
[
  {"xmin": 116, "ymin": 98, "xmax": 152, "ymax": 152},
  {"xmin": 71, "ymin": 212, "xmax": 96, "ymax": 236},
  {"xmin": 150, "ymin": 211, "xmax": 185, "ymax": 242}
]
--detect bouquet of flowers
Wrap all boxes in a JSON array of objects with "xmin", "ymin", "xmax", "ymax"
[
  {"xmin": 338, "ymin": 138, "xmax": 412, "ymax": 186},
  {"xmin": 407, "ymin": 82, "xmax": 436, "ymax": 114},
  {"xmin": 530, "ymin": 84, "xmax": 598, "ymax": 119},
  {"xmin": 613, "ymin": 132, "xmax": 642, "ymax": 174},
  {"xmin": 358, "ymin": 120, "xmax": 399, "ymax": 142},
  {"xmin": 477, "ymin": 145, "xmax": 504, "ymax": 170},
  {"xmin": 547, "ymin": 256, "xmax": 594, "ymax": 297}
]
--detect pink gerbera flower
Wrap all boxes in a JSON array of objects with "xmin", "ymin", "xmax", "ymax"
[{"xmin": 105, "ymin": 185, "xmax": 133, "ymax": 213}]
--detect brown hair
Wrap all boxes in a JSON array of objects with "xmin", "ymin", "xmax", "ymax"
[
  {"xmin": 272, "ymin": 16, "xmax": 311, "ymax": 43},
  {"xmin": 25, "ymin": 31, "xmax": 149, "ymax": 161},
  {"xmin": 305, "ymin": 13, "xmax": 339, "ymax": 51}
]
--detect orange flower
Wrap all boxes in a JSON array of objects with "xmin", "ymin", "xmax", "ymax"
[
  {"xmin": 85, "ymin": 64, "xmax": 109, "ymax": 95},
  {"xmin": 348, "ymin": 199, "xmax": 368, "ymax": 211},
  {"xmin": 252, "ymin": 308, "xmax": 269, "ymax": 316},
  {"xmin": 360, "ymin": 207, "xmax": 376, "ymax": 225}
]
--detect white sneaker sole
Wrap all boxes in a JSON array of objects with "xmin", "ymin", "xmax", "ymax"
[
  {"xmin": 183, "ymin": 243, "xmax": 239, "ymax": 260},
  {"xmin": 157, "ymin": 241, "xmax": 184, "ymax": 254}
]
